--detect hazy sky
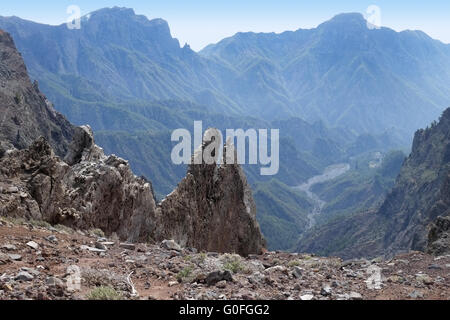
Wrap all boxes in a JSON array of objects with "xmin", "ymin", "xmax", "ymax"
[{"xmin": 2, "ymin": 0, "xmax": 449, "ymax": 50}]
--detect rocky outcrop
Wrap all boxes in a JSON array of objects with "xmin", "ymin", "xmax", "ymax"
[
  {"xmin": 0, "ymin": 29, "xmax": 265, "ymax": 255},
  {"xmin": 0, "ymin": 30, "xmax": 74, "ymax": 157},
  {"xmin": 0, "ymin": 126, "xmax": 266, "ymax": 253},
  {"xmin": 0, "ymin": 126, "xmax": 158, "ymax": 242},
  {"xmin": 156, "ymin": 130, "xmax": 266, "ymax": 256},
  {"xmin": 427, "ymin": 216, "xmax": 450, "ymax": 256}
]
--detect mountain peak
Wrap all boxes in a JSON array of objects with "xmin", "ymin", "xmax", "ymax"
[
  {"xmin": 88, "ymin": 6, "xmax": 136, "ymax": 18},
  {"xmin": 318, "ymin": 12, "xmax": 368, "ymax": 30}
]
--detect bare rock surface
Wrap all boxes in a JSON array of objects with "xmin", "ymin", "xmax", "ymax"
[{"xmin": 0, "ymin": 30, "xmax": 74, "ymax": 157}]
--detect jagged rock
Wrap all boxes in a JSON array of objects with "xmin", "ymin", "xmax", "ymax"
[
  {"xmin": 427, "ymin": 216, "xmax": 450, "ymax": 256},
  {"xmin": 156, "ymin": 129, "xmax": 265, "ymax": 256},
  {"xmin": 0, "ymin": 135, "xmax": 158, "ymax": 242}
]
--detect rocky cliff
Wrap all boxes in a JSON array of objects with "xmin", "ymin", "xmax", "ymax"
[
  {"xmin": 0, "ymin": 29, "xmax": 265, "ymax": 255},
  {"xmin": 0, "ymin": 30, "xmax": 74, "ymax": 157},
  {"xmin": 378, "ymin": 108, "xmax": 450, "ymax": 256},
  {"xmin": 156, "ymin": 131, "xmax": 265, "ymax": 255}
]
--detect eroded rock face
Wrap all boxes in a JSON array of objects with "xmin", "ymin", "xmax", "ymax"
[
  {"xmin": 0, "ymin": 127, "xmax": 158, "ymax": 243},
  {"xmin": 0, "ymin": 30, "xmax": 74, "ymax": 157},
  {"xmin": 156, "ymin": 130, "xmax": 266, "ymax": 256}
]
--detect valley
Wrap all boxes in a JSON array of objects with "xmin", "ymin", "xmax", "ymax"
[{"xmin": 294, "ymin": 163, "xmax": 351, "ymax": 228}]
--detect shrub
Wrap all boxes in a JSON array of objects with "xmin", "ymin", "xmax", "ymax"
[{"xmin": 86, "ymin": 286, "xmax": 123, "ymax": 300}]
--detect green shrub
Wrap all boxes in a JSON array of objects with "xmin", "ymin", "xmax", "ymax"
[
  {"xmin": 177, "ymin": 265, "xmax": 194, "ymax": 282},
  {"xmin": 222, "ymin": 255, "xmax": 244, "ymax": 274},
  {"xmin": 86, "ymin": 286, "xmax": 123, "ymax": 300}
]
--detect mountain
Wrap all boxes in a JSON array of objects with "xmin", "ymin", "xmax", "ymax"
[
  {"xmin": 296, "ymin": 108, "xmax": 450, "ymax": 259},
  {"xmin": 201, "ymin": 13, "xmax": 450, "ymax": 138},
  {"xmin": 0, "ymin": 30, "xmax": 74, "ymax": 156},
  {"xmin": 1, "ymin": 9, "xmax": 449, "ymax": 140}
]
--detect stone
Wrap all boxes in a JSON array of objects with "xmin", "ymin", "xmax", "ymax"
[
  {"xmin": 320, "ymin": 285, "xmax": 332, "ymax": 296},
  {"xmin": 45, "ymin": 235, "xmax": 58, "ymax": 243},
  {"xmin": 264, "ymin": 265, "xmax": 286, "ymax": 274},
  {"xmin": 95, "ymin": 242, "xmax": 107, "ymax": 250},
  {"xmin": 216, "ymin": 280, "xmax": 227, "ymax": 288},
  {"xmin": 8, "ymin": 254, "xmax": 22, "ymax": 261},
  {"xmin": 119, "ymin": 243, "xmax": 136, "ymax": 250},
  {"xmin": 80, "ymin": 245, "xmax": 105, "ymax": 253},
  {"xmin": 300, "ymin": 294, "xmax": 314, "ymax": 300},
  {"xmin": 205, "ymin": 270, "xmax": 233, "ymax": 286},
  {"xmin": 161, "ymin": 239, "xmax": 182, "ymax": 251},
  {"xmin": 348, "ymin": 292, "xmax": 363, "ymax": 300},
  {"xmin": 416, "ymin": 274, "xmax": 434, "ymax": 285},
  {"xmin": 428, "ymin": 264, "xmax": 442, "ymax": 270},
  {"xmin": 1, "ymin": 244, "xmax": 17, "ymax": 251},
  {"xmin": 0, "ymin": 252, "xmax": 11, "ymax": 264},
  {"xmin": 26, "ymin": 241, "xmax": 39, "ymax": 250},
  {"xmin": 15, "ymin": 271, "xmax": 34, "ymax": 281},
  {"xmin": 168, "ymin": 281, "xmax": 178, "ymax": 287},
  {"xmin": 408, "ymin": 290, "xmax": 424, "ymax": 299},
  {"xmin": 292, "ymin": 266, "xmax": 303, "ymax": 279},
  {"xmin": 21, "ymin": 267, "xmax": 40, "ymax": 276}
]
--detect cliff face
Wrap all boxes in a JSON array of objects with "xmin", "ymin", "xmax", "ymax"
[
  {"xmin": 378, "ymin": 108, "xmax": 450, "ymax": 255},
  {"xmin": 156, "ymin": 131, "xmax": 266, "ymax": 256},
  {"xmin": 0, "ymin": 30, "xmax": 265, "ymax": 255},
  {"xmin": 0, "ymin": 30, "xmax": 74, "ymax": 157}
]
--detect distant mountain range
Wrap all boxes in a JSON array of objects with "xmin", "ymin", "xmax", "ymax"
[{"xmin": 1, "ymin": 8, "xmax": 449, "ymax": 139}]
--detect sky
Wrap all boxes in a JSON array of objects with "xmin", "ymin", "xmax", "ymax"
[{"xmin": 1, "ymin": 0, "xmax": 449, "ymax": 51}]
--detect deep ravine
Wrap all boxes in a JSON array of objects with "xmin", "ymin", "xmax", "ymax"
[{"xmin": 293, "ymin": 163, "xmax": 350, "ymax": 228}]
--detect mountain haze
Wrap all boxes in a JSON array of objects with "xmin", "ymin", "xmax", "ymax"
[{"xmin": 0, "ymin": 9, "xmax": 449, "ymax": 140}]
